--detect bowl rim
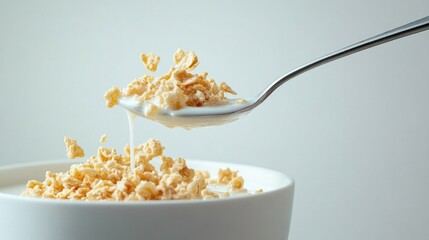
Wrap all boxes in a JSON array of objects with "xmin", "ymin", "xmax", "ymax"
[{"xmin": 0, "ymin": 159, "xmax": 294, "ymax": 206}]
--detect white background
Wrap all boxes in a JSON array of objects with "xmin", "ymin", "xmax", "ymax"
[{"xmin": 1, "ymin": 1, "xmax": 428, "ymax": 239}]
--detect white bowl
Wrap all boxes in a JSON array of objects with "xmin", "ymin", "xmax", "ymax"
[{"xmin": 0, "ymin": 160, "xmax": 294, "ymax": 240}]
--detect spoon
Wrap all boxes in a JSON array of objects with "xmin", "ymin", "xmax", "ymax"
[{"xmin": 119, "ymin": 16, "xmax": 429, "ymax": 129}]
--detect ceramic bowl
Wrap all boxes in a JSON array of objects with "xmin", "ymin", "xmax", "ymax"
[{"xmin": 0, "ymin": 160, "xmax": 294, "ymax": 240}]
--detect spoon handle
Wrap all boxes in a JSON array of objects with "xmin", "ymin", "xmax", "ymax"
[{"xmin": 256, "ymin": 16, "xmax": 429, "ymax": 106}]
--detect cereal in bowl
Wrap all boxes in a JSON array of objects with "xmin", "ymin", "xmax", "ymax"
[{"xmin": 22, "ymin": 138, "xmax": 253, "ymax": 201}]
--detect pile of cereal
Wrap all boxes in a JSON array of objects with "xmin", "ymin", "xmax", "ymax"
[
  {"xmin": 22, "ymin": 138, "xmax": 248, "ymax": 201},
  {"xmin": 104, "ymin": 49, "xmax": 237, "ymax": 115}
]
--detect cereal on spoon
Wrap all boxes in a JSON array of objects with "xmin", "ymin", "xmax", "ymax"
[{"xmin": 104, "ymin": 49, "xmax": 237, "ymax": 117}]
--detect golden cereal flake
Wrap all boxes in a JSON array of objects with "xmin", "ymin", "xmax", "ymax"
[
  {"xmin": 22, "ymin": 180, "xmax": 44, "ymax": 197},
  {"xmin": 186, "ymin": 176, "xmax": 206, "ymax": 199},
  {"xmin": 134, "ymin": 154, "xmax": 155, "ymax": 172},
  {"xmin": 98, "ymin": 146, "xmax": 117, "ymax": 162},
  {"xmin": 136, "ymin": 138, "xmax": 164, "ymax": 160},
  {"xmin": 218, "ymin": 168, "xmax": 238, "ymax": 184},
  {"xmin": 160, "ymin": 173, "xmax": 183, "ymax": 188},
  {"xmin": 87, "ymin": 179, "xmax": 115, "ymax": 200},
  {"xmin": 158, "ymin": 86, "xmax": 189, "ymax": 110},
  {"xmin": 195, "ymin": 170, "xmax": 210, "ymax": 179},
  {"xmin": 173, "ymin": 48, "xmax": 199, "ymax": 71},
  {"xmin": 135, "ymin": 181, "xmax": 158, "ymax": 200},
  {"xmin": 141, "ymin": 53, "xmax": 161, "ymax": 72},
  {"xmin": 144, "ymin": 104, "xmax": 158, "ymax": 118},
  {"xmin": 219, "ymin": 82, "xmax": 237, "ymax": 95},
  {"xmin": 173, "ymin": 69, "xmax": 196, "ymax": 83},
  {"xmin": 228, "ymin": 176, "xmax": 245, "ymax": 190},
  {"xmin": 64, "ymin": 136, "xmax": 85, "ymax": 159},
  {"xmin": 104, "ymin": 86, "xmax": 122, "ymax": 108},
  {"xmin": 124, "ymin": 75, "xmax": 154, "ymax": 97},
  {"xmin": 160, "ymin": 156, "xmax": 174, "ymax": 174},
  {"xmin": 132, "ymin": 166, "xmax": 159, "ymax": 185},
  {"xmin": 100, "ymin": 134, "xmax": 108, "ymax": 144},
  {"xmin": 171, "ymin": 158, "xmax": 195, "ymax": 183}
]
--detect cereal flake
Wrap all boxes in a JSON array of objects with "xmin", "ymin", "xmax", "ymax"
[
  {"xmin": 141, "ymin": 53, "xmax": 161, "ymax": 72},
  {"xmin": 64, "ymin": 136, "xmax": 85, "ymax": 159},
  {"xmin": 100, "ymin": 134, "xmax": 108, "ymax": 144},
  {"xmin": 104, "ymin": 87, "xmax": 121, "ymax": 108}
]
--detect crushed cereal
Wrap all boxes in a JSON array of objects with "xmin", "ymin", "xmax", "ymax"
[
  {"xmin": 104, "ymin": 49, "xmax": 237, "ymax": 111},
  {"xmin": 100, "ymin": 134, "xmax": 108, "ymax": 144},
  {"xmin": 22, "ymin": 138, "xmax": 252, "ymax": 201},
  {"xmin": 64, "ymin": 136, "xmax": 85, "ymax": 159},
  {"xmin": 104, "ymin": 87, "xmax": 121, "ymax": 108},
  {"xmin": 141, "ymin": 53, "xmax": 160, "ymax": 72}
]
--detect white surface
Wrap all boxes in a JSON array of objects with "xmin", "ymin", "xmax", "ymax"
[
  {"xmin": 0, "ymin": 160, "xmax": 294, "ymax": 240},
  {"xmin": 0, "ymin": 1, "xmax": 428, "ymax": 240}
]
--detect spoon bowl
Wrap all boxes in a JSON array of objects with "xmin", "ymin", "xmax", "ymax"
[{"xmin": 119, "ymin": 97, "xmax": 254, "ymax": 128}]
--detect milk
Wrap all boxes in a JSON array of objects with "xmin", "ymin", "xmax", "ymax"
[{"xmin": 126, "ymin": 111, "xmax": 137, "ymax": 170}]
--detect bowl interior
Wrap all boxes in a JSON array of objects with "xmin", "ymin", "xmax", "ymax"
[{"xmin": 0, "ymin": 159, "xmax": 293, "ymax": 200}]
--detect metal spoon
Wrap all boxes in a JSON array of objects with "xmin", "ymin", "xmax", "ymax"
[{"xmin": 119, "ymin": 16, "xmax": 429, "ymax": 129}]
